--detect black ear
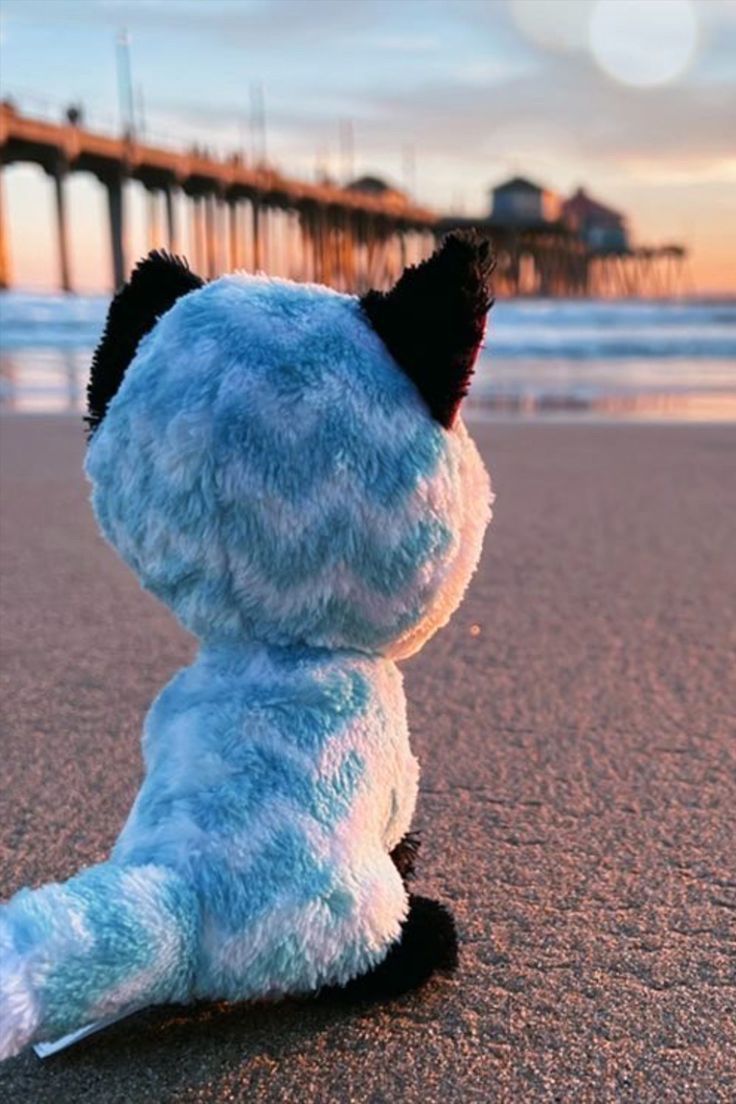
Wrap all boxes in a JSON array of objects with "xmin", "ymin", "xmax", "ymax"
[
  {"xmin": 86, "ymin": 250, "xmax": 204, "ymax": 436},
  {"xmin": 360, "ymin": 231, "xmax": 494, "ymax": 428}
]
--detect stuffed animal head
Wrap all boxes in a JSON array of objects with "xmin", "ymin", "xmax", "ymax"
[{"xmin": 85, "ymin": 233, "xmax": 494, "ymax": 659}]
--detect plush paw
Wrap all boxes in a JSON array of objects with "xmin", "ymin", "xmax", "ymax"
[{"xmin": 402, "ymin": 894, "xmax": 459, "ymax": 976}]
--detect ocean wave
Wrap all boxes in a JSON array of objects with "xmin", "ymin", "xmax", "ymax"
[{"xmin": 1, "ymin": 292, "xmax": 735, "ymax": 359}]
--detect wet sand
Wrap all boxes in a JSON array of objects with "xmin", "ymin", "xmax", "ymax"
[{"xmin": 1, "ymin": 415, "xmax": 734, "ymax": 1103}]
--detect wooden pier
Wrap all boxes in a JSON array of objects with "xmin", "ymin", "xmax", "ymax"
[
  {"xmin": 0, "ymin": 102, "xmax": 436, "ymax": 293},
  {"xmin": 0, "ymin": 102, "xmax": 688, "ymax": 298}
]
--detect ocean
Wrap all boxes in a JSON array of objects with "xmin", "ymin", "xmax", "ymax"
[{"xmin": 1, "ymin": 292, "xmax": 735, "ymax": 421}]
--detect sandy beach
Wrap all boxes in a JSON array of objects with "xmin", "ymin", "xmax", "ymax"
[{"xmin": 0, "ymin": 414, "xmax": 734, "ymax": 1103}]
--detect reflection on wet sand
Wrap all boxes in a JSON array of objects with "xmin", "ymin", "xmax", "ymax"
[
  {"xmin": 466, "ymin": 389, "xmax": 736, "ymax": 422},
  {"xmin": 0, "ymin": 348, "xmax": 87, "ymax": 413},
  {"xmin": 2, "ymin": 346, "xmax": 736, "ymax": 424}
]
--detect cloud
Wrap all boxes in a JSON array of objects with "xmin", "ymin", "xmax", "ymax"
[
  {"xmin": 350, "ymin": 52, "xmax": 736, "ymax": 167},
  {"xmin": 368, "ymin": 34, "xmax": 440, "ymax": 54},
  {"xmin": 1, "ymin": 0, "xmax": 389, "ymax": 42},
  {"xmin": 616, "ymin": 154, "xmax": 736, "ymax": 186}
]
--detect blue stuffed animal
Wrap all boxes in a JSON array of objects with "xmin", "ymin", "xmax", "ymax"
[{"xmin": 0, "ymin": 233, "xmax": 494, "ymax": 1058}]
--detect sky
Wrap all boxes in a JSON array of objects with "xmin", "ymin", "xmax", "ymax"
[{"xmin": 0, "ymin": 0, "xmax": 734, "ymax": 294}]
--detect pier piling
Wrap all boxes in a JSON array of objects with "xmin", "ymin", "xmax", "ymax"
[
  {"xmin": 52, "ymin": 161, "xmax": 72, "ymax": 293},
  {"xmin": 164, "ymin": 186, "xmax": 178, "ymax": 254},
  {"xmin": 105, "ymin": 174, "xmax": 126, "ymax": 290},
  {"xmin": 0, "ymin": 170, "xmax": 10, "ymax": 290}
]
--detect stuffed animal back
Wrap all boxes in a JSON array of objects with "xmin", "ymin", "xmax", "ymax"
[{"xmin": 0, "ymin": 233, "xmax": 494, "ymax": 1059}]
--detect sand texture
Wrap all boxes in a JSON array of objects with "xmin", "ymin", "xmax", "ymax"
[{"xmin": 1, "ymin": 415, "xmax": 734, "ymax": 1103}]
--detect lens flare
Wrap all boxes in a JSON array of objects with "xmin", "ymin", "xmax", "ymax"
[{"xmin": 589, "ymin": 0, "xmax": 697, "ymax": 87}]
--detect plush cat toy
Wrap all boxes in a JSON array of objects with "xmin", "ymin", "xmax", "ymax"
[{"xmin": 0, "ymin": 232, "xmax": 494, "ymax": 1059}]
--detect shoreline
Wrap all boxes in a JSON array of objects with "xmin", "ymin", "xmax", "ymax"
[{"xmin": 3, "ymin": 404, "xmax": 736, "ymax": 425}]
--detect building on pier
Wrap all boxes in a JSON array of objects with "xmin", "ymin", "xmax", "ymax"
[
  {"xmin": 490, "ymin": 177, "xmax": 562, "ymax": 227},
  {"xmin": 563, "ymin": 187, "xmax": 629, "ymax": 253},
  {"xmin": 346, "ymin": 176, "xmax": 406, "ymax": 201},
  {"xmin": 439, "ymin": 174, "xmax": 686, "ymax": 297}
]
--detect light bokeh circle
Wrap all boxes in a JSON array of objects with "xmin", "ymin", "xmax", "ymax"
[{"xmin": 589, "ymin": 0, "xmax": 697, "ymax": 87}]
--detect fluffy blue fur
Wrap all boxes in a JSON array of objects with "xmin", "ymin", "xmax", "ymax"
[
  {"xmin": 0, "ymin": 272, "xmax": 492, "ymax": 1058},
  {"xmin": 85, "ymin": 278, "xmax": 458, "ymax": 650}
]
